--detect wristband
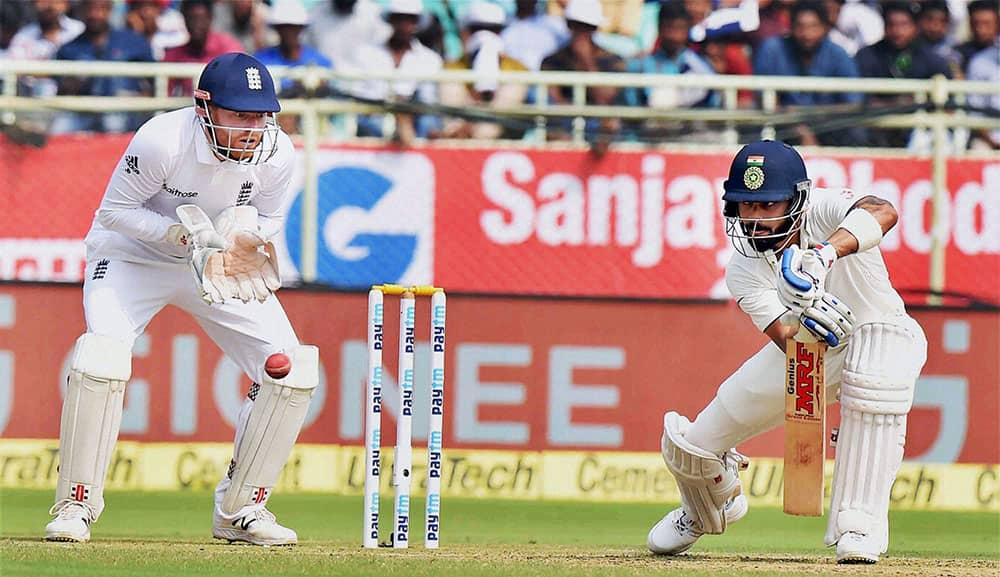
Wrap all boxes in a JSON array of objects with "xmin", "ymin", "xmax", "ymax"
[{"xmin": 839, "ymin": 209, "xmax": 883, "ymax": 252}]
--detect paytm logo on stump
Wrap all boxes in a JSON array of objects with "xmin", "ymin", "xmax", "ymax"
[{"xmin": 285, "ymin": 152, "xmax": 434, "ymax": 287}]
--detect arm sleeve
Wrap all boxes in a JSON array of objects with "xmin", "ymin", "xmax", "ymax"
[
  {"xmin": 253, "ymin": 135, "xmax": 295, "ymax": 240},
  {"xmin": 809, "ymin": 188, "xmax": 861, "ymax": 239},
  {"xmin": 95, "ymin": 128, "xmax": 176, "ymax": 243},
  {"xmin": 726, "ymin": 261, "xmax": 787, "ymax": 332}
]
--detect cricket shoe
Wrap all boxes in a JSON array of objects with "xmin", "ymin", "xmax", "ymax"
[
  {"xmin": 647, "ymin": 494, "xmax": 748, "ymax": 555},
  {"xmin": 836, "ymin": 531, "xmax": 880, "ymax": 564},
  {"xmin": 44, "ymin": 499, "xmax": 96, "ymax": 543},
  {"xmin": 213, "ymin": 507, "xmax": 297, "ymax": 546}
]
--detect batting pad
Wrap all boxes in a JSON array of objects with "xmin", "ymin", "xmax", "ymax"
[
  {"xmin": 221, "ymin": 345, "xmax": 319, "ymax": 516},
  {"xmin": 661, "ymin": 412, "xmax": 743, "ymax": 534},
  {"xmin": 825, "ymin": 323, "xmax": 921, "ymax": 550},
  {"xmin": 58, "ymin": 333, "xmax": 132, "ymax": 519}
]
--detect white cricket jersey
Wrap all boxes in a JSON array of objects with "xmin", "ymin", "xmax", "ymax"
[
  {"xmin": 726, "ymin": 187, "xmax": 908, "ymax": 331},
  {"xmin": 84, "ymin": 107, "xmax": 295, "ymax": 264}
]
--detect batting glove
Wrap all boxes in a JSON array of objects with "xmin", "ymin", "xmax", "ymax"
[
  {"xmin": 800, "ymin": 242, "xmax": 838, "ymax": 290},
  {"xmin": 800, "ymin": 291, "xmax": 855, "ymax": 348},
  {"xmin": 777, "ymin": 243, "xmax": 838, "ymax": 316}
]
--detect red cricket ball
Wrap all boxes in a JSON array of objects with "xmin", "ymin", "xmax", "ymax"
[{"xmin": 264, "ymin": 353, "xmax": 291, "ymax": 379}]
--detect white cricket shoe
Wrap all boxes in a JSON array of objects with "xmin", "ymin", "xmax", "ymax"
[
  {"xmin": 836, "ymin": 531, "xmax": 880, "ymax": 564},
  {"xmin": 44, "ymin": 500, "xmax": 96, "ymax": 543},
  {"xmin": 212, "ymin": 507, "xmax": 297, "ymax": 546},
  {"xmin": 647, "ymin": 494, "xmax": 748, "ymax": 555}
]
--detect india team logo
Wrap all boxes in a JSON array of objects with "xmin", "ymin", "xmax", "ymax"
[
  {"xmin": 744, "ymin": 166, "xmax": 765, "ymax": 190},
  {"xmin": 744, "ymin": 155, "xmax": 765, "ymax": 190}
]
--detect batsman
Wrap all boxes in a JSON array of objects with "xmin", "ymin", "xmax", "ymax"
[
  {"xmin": 648, "ymin": 141, "xmax": 927, "ymax": 564},
  {"xmin": 44, "ymin": 53, "xmax": 318, "ymax": 546}
]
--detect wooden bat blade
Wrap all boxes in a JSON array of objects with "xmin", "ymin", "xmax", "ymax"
[{"xmin": 783, "ymin": 339, "xmax": 826, "ymax": 516}]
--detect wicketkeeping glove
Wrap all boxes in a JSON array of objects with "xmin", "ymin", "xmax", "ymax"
[
  {"xmin": 221, "ymin": 231, "xmax": 281, "ymax": 303},
  {"xmin": 212, "ymin": 206, "xmax": 281, "ymax": 303},
  {"xmin": 175, "ymin": 205, "xmax": 235, "ymax": 304}
]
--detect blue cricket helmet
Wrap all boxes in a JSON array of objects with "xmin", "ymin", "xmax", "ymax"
[
  {"xmin": 195, "ymin": 52, "xmax": 280, "ymax": 113},
  {"xmin": 723, "ymin": 140, "xmax": 809, "ymax": 204}
]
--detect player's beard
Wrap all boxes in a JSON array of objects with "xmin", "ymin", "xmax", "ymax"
[{"xmin": 746, "ymin": 216, "xmax": 796, "ymax": 253}]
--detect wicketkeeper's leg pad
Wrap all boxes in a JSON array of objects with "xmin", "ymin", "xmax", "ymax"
[
  {"xmin": 661, "ymin": 411, "xmax": 747, "ymax": 535},
  {"xmin": 56, "ymin": 333, "xmax": 132, "ymax": 520},
  {"xmin": 825, "ymin": 322, "xmax": 926, "ymax": 551},
  {"xmin": 220, "ymin": 345, "xmax": 319, "ymax": 517}
]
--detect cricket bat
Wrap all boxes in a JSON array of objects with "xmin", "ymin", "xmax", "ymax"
[{"xmin": 783, "ymin": 335, "xmax": 826, "ymax": 516}]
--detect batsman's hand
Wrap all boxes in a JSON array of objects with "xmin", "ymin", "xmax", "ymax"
[
  {"xmin": 800, "ymin": 291, "xmax": 855, "ymax": 348},
  {"xmin": 800, "ymin": 242, "xmax": 837, "ymax": 288},
  {"xmin": 777, "ymin": 244, "xmax": 837, "ymax": 316}
]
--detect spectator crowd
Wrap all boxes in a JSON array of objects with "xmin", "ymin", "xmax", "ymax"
[{"xmin": 1, "ymin": 0, "xmax": 998, "ymax": 149}]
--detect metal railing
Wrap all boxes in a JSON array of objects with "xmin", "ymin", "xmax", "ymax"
[{"xmin": 2, "ymin": 59, "xmax": 998, "ymax": 299}]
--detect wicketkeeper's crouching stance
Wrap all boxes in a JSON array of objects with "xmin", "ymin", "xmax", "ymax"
[
  {"xmin": 45, "ymin": 53, "xmax": 318, "ymax": 546},
  {"xmin": 648, "ymin": 141, "xmax": 927, "ymax": 564}
]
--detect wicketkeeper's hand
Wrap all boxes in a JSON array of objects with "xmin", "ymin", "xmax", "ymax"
[
  {"xmin": 213, "ymin": 206, "xmax": 280, "ymax": 303},
  {"xmin": 175, "ymin": 205, "xmax": 236, "ymax": 304},
  {"xmin": 221, "ymin": 231, "xmax": 281, "ymax": 303}
]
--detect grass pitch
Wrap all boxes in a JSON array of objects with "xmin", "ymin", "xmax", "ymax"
[{"xmin": 1, "ymin": 489, "xmax": 997, "ymax": 577}]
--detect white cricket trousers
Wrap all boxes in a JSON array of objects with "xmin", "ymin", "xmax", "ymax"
[
  {"xmin": 686, "ymin": 314, "xmax": 926, "ymax": 453},
  {"xmin": 82, "ymin": 258, "xmax": 299, "ymax": 511}
]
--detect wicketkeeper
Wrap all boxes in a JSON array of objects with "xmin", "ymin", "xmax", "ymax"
[
  {"xmin": 648, "ymin": 141, "xmax": 927, "ymax": 564},
  {"xmin": 45, "ymin": 53, "xmax": 318, "ymax": 546}
]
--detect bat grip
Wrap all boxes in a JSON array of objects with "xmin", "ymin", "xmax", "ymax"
[{"xmin": 782, "ymin": 312, "xmax": 821, "ymax": 344}]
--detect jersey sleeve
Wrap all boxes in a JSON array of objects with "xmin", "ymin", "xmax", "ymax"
[
  {"xmin": 726, "ymin": 257, "xmax": 787, "ymax": 332},
  {"xmin": 807, "ymin": 188, "xmax": 861, "ymax": 242},
  {"xmin": 253, "ymin": 132, "xmax": 295, "ymax": 241},
  {"xmin": 94, "ymin": 124, "xmax": 177, "ymax": 243}
]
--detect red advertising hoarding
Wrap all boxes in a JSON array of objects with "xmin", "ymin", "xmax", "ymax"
[
  {"xmin": 1, "ymin": 135, "xmax": 997, "ymax": 302},
  {"xmin": 430, "ymin": 148, "xmax": 998, "ymax": 301},
  {"xmin": 1, "ymin": 284, "xmax": 995, "ymax": 464}
]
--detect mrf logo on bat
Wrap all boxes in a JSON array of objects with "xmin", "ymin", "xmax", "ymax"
[{"xmin": 787, "ymin": 343, "xmax": 819, "ymax": 418}]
